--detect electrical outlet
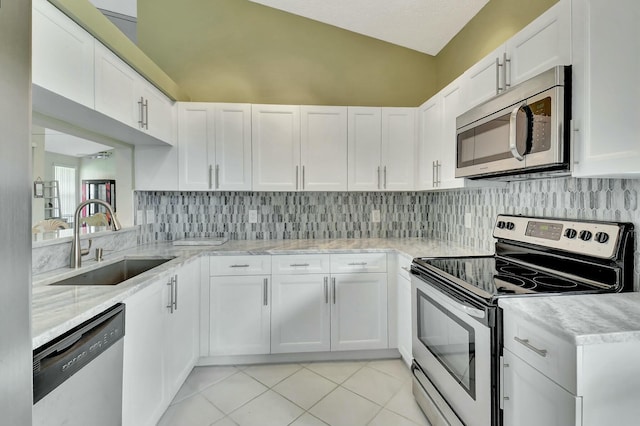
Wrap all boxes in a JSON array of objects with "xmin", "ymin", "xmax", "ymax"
[
  {"xmin": 146, "ymin": 210, "xmax": 155, "ymax": 224},
  {"xmin": 372, "ymin": 210, "xmax": 381, "ymax": 223},
  {"xmin": 464, "ymin": 213, "xmax": 472, "ymax": 229},
  {"xmin": 249, "ymin": 209, "xmax": 258, "ymax": 223},
  {"xmin": 136, "ymin": 210, "xmax": 144, "ymax": 225}
]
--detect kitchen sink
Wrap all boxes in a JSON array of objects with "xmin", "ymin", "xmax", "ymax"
[{"xmin": 50, "ymin": 257, "xmax": 175, "ymax": 286}]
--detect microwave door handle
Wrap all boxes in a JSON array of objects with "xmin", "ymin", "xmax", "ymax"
[{"xmin": 509, "ymin": 103, "xmax": 526, "ymax": 161}]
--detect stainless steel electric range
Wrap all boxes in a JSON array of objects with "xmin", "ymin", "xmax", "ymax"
[{"xmin": 410, "ymin": 214, "xmax": 635, "ymax": 426}]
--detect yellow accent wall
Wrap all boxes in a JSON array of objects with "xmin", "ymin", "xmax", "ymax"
[{"xmin": 137, "ymin": 0, "xmax": 559, "ymax": 106}]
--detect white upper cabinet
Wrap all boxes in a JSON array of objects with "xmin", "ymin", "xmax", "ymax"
[
  {"xmin": 348, "ymin": 107, "xmax": 416, "ymax": 191},
  {"xmin": 348, "ymin": 107, "xmax": 383, "ymax": 191},
  {"xmin": 252, "ymin": 104, "xmax": 301, "ymax": 191},
  {"xmin": 417, "ymin": 98, "xmax": 441, "ymax": 190},
  {"xmin": 301, "ymin": 106, "xmax": 348, "ymax": 191},
  {"xmin": 439, "ymin": 82, "xmax": 466, "ymax": 189},
  {"xmin": 571, "ymin": 0, "xmax": 640, "ymax": 178},
  {"xmin": 176, "ymin": 102, "xmax": 252, "ymax": 191},
  {"xmin": 214, "ymin": 103, "xmax": 253, "ymax": 190},
  {"xmin": 178, "ymin": 103, "xmax": 215, "ymax": 190},
  {"xmin": 381, "ymin": 108, "xmax": 417, "ymax": 190},
  {"xmin": 94, "ymin": 41, "xmax": 176, "ymax": 145},
  {"xmin": 506, "ymin": 0, "xmax": 571, "ymax": 86},
  {"xmin": 463, "ymin": 0, "xmax": 571, "ymax": 110},
  {"xmin": 32, "ymin": 0, "xmax": 95, "ymax": 108}
]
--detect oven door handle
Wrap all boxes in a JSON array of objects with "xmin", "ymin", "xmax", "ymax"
[
  {"xmin": 420, "ymin": 281, "xmax": 486, "ymax": 319},
  {"xmin": 453, "ymin": 300, "xmax": 486, "ymax": 319}
]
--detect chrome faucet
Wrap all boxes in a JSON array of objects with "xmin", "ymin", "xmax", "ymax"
[{"xmin": 70, "ymin": 199, "xmax": 121, "ymax": 268}]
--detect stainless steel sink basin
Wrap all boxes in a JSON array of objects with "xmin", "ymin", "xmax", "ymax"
[{"xmin": 50, "ymin": 258, "xmax": 175, "ymax": 286}]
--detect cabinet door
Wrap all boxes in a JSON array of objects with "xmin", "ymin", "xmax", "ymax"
[
  {"xmin": 134, "ymin": 146, "xmax": 179, "ymax": 191},
  {"xmin": 439, "ymin": 82, "xmax": 466, "ymax": 189},
  {"xmin": 122, "ymin": 280, "xmax": 166, "ymax": 426},
  {"xmin": 209, "ymin": 275, "xmax": 271, "ymax": 355},
  {"xmin": 214, "ymin": 103, "xmax": 252, "ymax": 190},
  {"xmin": 417, "ymin": 98, "xmax": 441, "ymax": 190},
  {"xmin": 464, "ymin": 44, "xmax": 506, "ymax": 108},
  {"xmin": 94, "ymin": 40, "xmax": 140, "ymax": 129},
  {"xmin": 142, "ymin": 82, "xmax": 176, "ymax": 145},
  {"xmin": 381, "ymin": 108, "xmax": 416, "ymax": 191},
  {"xmin": 506, "ymin": 0, "xmax": 571, "ymax": 86},
  {"xmin": 572, "ymin": 0, "xmax": 640, "ymax": 177},
  {"xmin": 331, "ymin": 273, "xmax": 388, "ymax": 351},
  {"xmin": 301, "ymin": 106, "xmax": 348, "ymax": 191},
  {"xmin": 503, "ymin": 349, "xmax": 582, "ymax": 426},
  {"xmin": 271, "ymin": 274, "xmax": 331, "ymax": 353},
  {"xmin": 397, "ymin": 274, "xmax": 412, "ymax": 366},
  {"xmin": 178, "ymin": 103, "xmax": 216, "ymax": 190},
  {"xmin": 347, "ymin": 107, "xmax": 382, "ymax": 191},
  {"xmin": 32, "ymin": 0, "xmax": 94, "ymax": 108},
  {"xmin": 252, "ymin": 104, "xmax": 300, "ymax": 191},
  {"xmin": 164, "ymin": 260, "xmax": 200, "ymax": 402}
]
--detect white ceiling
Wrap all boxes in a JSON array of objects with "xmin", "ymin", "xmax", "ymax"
[
  {"xmin": 42, "ymin": 129, "xmax": 114, "ymax": 157},
  {"xmin": 248, "ymin": 0, "xmax": 489, "ymax": 55}
]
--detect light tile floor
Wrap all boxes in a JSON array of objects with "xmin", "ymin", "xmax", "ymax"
[{"xmin": 158, "ymin": 359, "xmax": 431, "ymax": 426}]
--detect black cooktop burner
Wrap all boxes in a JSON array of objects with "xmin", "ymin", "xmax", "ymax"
[{"xmin": 421, "ymin": 256, "xmax": 600, "ymax": 298}]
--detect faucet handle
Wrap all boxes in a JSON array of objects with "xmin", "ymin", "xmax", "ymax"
[{"xmin": 80, "ymin": 239, "xmax": 93, "ymax": 256}]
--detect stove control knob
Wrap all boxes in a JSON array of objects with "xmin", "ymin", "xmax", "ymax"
[
  {"xmin": 579, "ymin": 230, "xmax": 593, "ymax": 241},
  {"xmin": 497, "ymin": 221, "xmax": 506, "ymax": 229},
  {"xmin": 595, "ymin": 232, "xmax": 610, "ymax": 244},
  {"xmin": 564, "ymin": 228, "xmax": 577, "ymax": 239},
  {"xmin": 506, "ymin": 221, "xmax": 515, "ymax": 230}
]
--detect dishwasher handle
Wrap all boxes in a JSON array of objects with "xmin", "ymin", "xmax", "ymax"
[{"xmin": 33, "ymin": 303, "xmax": 126, "ymax": 404}]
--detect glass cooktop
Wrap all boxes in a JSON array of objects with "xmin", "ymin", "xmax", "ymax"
[{"xmin": 417, "ymin": 256, "xmax": 602, "ymax": 299}]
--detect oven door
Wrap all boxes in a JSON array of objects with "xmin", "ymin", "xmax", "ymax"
[{"xmin": 411, "ymin": 273, "xmax": 492, "ymax": 426}]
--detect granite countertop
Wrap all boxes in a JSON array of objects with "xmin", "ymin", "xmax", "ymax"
[
  {"xmin": 32, "ymin": 237, "xmax": 488, "ymax": 349},
  {"xmin": 499, "ymin": 293, "xmax": 640, "ymax": 346}
]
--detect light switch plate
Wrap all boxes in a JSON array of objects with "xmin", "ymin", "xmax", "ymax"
[
  {"xmin": 146, "ymin": 210, "xmax": 155, "ymax": 224},
  {"xmin": 372, "ymin": 210, "xmax": 381, "ymax": 223},
  {"xmin": 249, "ymin": 209, "xmax": 258, "ymax": 223},
  {"xmin": 136, "ymin": 210, "xmax": 144, "ymax": 225}
]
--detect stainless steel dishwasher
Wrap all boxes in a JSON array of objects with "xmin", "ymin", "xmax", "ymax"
[{"xmin": 33, "ymin": 304, "xmax": 125, "ymax": 426}]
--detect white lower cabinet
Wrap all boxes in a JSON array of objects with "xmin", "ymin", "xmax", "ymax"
[
  {"xmin": 122, "ymin": 260, "xmax": 200, "ymax": 426},
  {"xmin": 396, "ymin": 257, "xmax": 412, "ymax": 366},
  {"xmin": 331, "ymin": 272, "xmax": 388, "ymax": 351},
  {"xmin": 502, "ymin": 348, "xmax": 581, "ymax": 426},
  {"xmin": 209, "ymin": 275, "xmax": 271, "ymax": 355}
]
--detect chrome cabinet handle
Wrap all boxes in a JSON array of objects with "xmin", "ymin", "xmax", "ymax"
[
  {"xmin": 347, "ymin": 262, "xmax": 367, "ymax": 266},
  {"xmin": 496, "ymin": 57, "xmax": 502, "ymax": 94},
  {"xmin": 209, "ymin": 165, "xmax": 213, "ymax": 188},
  {"xmin": 302, "ymin": 165, "xmax": 305, "ymax": 190},
  {"xmin": 503, "ymin": 52, "xmax": 511, "ymax": 90},
  {"xmin": 172, "ymin": 275, "xmax": 178, "ymax": 311},
  {"xmin": 332, "ymin": 277, "xmax": 336, "ymax": 304},
  {"xmin": 138, "ymin": 97, "xmax": 145, "ymax": 128},
  {"xmin": 401, "ymin": 266, "xmax": 410, "ymax": 272},
  {"xmin": 514, "ymin": 336, "xmax": 548, "ymax": 357},
  {"xmin": 383, "ymin": 166, "xmax": 387, "ymax": 189},
  {"xmin": 144, "ymin": 98, "xmax": 149, "ymax": 129},
  {"xmin": 377, "ymin": 166, "xmax": 381, "ymax": 189},
  {"xmin": 324, "ymin": 277, "xmax": 329, "ymax": 304},
  {"xmin": 437, "ymin": 161, "xmax": 442, "ymax": 186},
  {"xmin": 290, "ymin": 263, "xmax": 310, "ymax": 267},
  {"xmin": 263, "ymin": 278, "xmax": 268, "ymax": 306},
  {"xmin": 166, "ymin": 276, "xmax": 174, "ymax": 313},
  {"xmin": 296, "ymin": 165, "xmax": 299, "ymax": 190},
  {"xmin": 215, "ymin": 164, "xmax": 220, "ymax": 189},
  {"xmin": 230, "ymin": 264, "xmax": 250, "ymax": 268}
]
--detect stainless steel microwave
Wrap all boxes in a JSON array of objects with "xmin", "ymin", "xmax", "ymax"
[{"xmin": 456, "ymin": 66, "xmax": 571, "ymax": 180}]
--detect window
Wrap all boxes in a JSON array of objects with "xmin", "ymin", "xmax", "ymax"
[{"xmin": 53, "ymin": 165, "xmax": 76, "ymax": 222}]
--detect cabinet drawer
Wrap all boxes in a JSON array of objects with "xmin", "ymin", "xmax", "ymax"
[
  {"xmin": 397, "ymin": 254, "xmax": 412, "ymax": 281},
  {"xmin": 272, "ymin": 254, "xmax": 331, "ymax": 274},
  {"xmin": 331, "ymin": 253, "xmax": 387, "ymax": 273},
  {"xmin": 210, "ymin": 255, "xmax": 271, "ymax": 276},
  {"xmin": 503, "ymin": 311, "xmax": 577, "ymax": 393}
]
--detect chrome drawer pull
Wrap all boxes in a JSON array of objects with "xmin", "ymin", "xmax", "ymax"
[
  {"xmin": 230, "ymin": 264, "xmax": 250, "ymax": 268},
  {"xmin": 401, "ymin": 266, "xmax": 410, "ymax": 272},
  {"xmin": 514, "ymin": 336, "xmax": 548, "ymax": 357},
  {"xmin": 347, "ymin": 262, "xmax": 368, "ymax": 266},
  {"xmin": 289, "ymin": 263, "xmax": 310, "ymax": 267}
]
